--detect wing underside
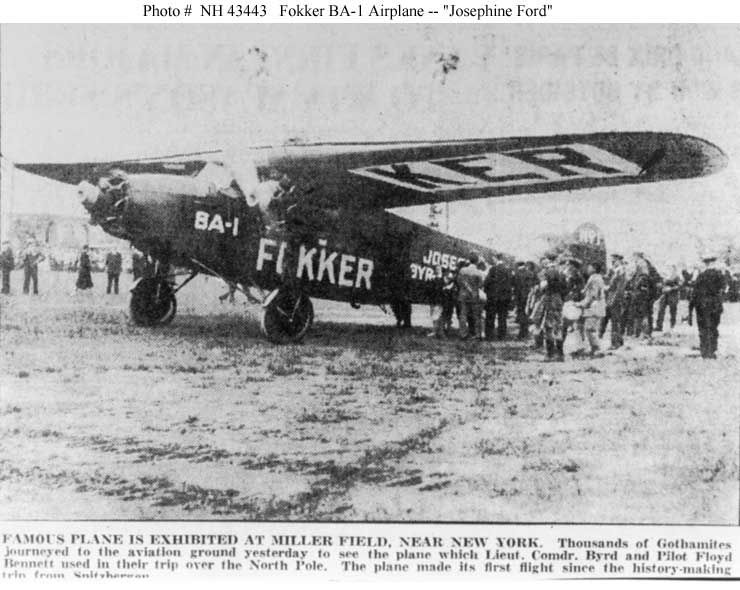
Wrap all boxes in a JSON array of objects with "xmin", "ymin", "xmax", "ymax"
[
  {"xmin": 12, "ymin": 156, "xmax": 211, "ymax": 186},
  {"xmin": 9, "ymin": 132, "xmax": 727, "ymax": 210},
  {"xmin": 271, "ymin": 131, "xmax": 728, "ymax": 210}
]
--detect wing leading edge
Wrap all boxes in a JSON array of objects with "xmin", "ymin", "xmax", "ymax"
[{"xmin": 11, "ymin": 156, "xmax": 212, "ymax": 186}]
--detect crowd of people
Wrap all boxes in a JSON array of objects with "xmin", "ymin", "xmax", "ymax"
[
  {"xmin": 0, "ymin": 237, "xmax": 734, "ymax": 360},
  {"xmin": 0, "ymin": 239, "xmax": 138, "ymax": 296},
  {"xmin": 419, "ymin": 250, "xmax": 732, "ymax": 361}
]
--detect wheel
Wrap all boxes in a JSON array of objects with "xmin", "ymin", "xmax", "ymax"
[
  {"xmin": 130, "ymin": 278, "xmax": 177, "ymax": 327},
  {"xmin": 261, "ymin": 290, "xmax": 313, "ymax": 344}
]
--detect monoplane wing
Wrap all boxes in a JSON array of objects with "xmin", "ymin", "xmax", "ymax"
[
  {"xmin": 265, "ymin": 131, "xmax": 727, "ymax": 210},
  {"xmin": 10, "ymin": 152, "xmax": 217, "ymax": 185},
  {"xmin": 10, "ymin": 132, "xmax": 727, "ymax": 212}
]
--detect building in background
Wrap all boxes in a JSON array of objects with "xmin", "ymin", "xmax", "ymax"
[{"xmin": 1, "ymin": 162, "xmax": 128, "ymax": 271}]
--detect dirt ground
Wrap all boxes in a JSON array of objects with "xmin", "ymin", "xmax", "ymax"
[{"xmin": 1, "ymin": 269, "xmax": 738, "ymax": 523}]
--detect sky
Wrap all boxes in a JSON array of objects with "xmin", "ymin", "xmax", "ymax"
[{"xmin": 1, "ymin": 24, "xmax": 739, "ymax": 266}]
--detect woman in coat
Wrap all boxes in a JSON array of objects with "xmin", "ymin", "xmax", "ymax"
[{"xmin": 76, "ymin": 245, "xmax": 94, "ymax": 291}]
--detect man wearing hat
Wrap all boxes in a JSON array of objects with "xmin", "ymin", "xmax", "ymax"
[
  {"xmin": 627, "ymin": 254, "xmax": 653, "ymax": 339},
  {"xmin": 602, "ymin": 253, "xmax": 627, "ymax": 349},
  {"xmin": 0, "ymin": 240, "xmax": 14, "ymax": 295},
  {"xmin": 691, "ymin": 254, "xmax": 726, "ymax": 359}
]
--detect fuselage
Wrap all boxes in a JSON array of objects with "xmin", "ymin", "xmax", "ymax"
[
  {"xmin": 21, "ymin": 131, "xmax": 726, "ymax": 307},
  {"xmin": 88, "ymin": 170, "xmax": 499, "ymax": 306}
]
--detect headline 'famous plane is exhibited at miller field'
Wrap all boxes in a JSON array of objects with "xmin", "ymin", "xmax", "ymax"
[{"xmin": 8, "ymin": 132, "xmax": 728, "ymax": 342}]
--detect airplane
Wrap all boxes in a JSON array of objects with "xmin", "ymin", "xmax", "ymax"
[{"xmin": 8, "ymin": 131, "xmax": 728, "ymax": 343}]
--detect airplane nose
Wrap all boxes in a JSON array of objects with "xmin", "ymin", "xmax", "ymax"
[{"xmin": 77, "ymin": 180, "xmax": 100, "ymax": 208}]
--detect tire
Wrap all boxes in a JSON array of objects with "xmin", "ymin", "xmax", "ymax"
[
  {"xmin": 261, "ymin": 291, "xmax": 313, "ymax": 344},
  {"xmin": 130, "ymin": 278, "xmax": 177, "ymax": 327}
]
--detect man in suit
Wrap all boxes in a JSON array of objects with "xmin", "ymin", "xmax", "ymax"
[
  {"xmin": 602, "ymin": 253, "xmax": 627, "ymax": 349},
  {"xmin": 512, "ymin": 261, "xmax": 537, "ymax": 338},
  {"xmin": 483, "ymin": 256, "xmax": 513, "ymax": 340},
  {"xmin": 627, "ymin": 256, "xmax": 652, "ymax": 339},
  {"xmin": 21, "ymin": 240, "xmax": 45, "ymax": 295},
  {"xmin": 691, "ymin": 255, "xmax": 726, "ymax": 359},
  {"xmin": 0, "ymin": 241, "xmax": 14, "ymax": 294},
  {"xmin": 457, "ymin": 253, "xmax": 486, "ymax": 340},
  {"xmin": 105, "ymin": 249, "xmax": 123, "ymax": 294},
  {"xmin": 655, "ymin": 264, "xmax": 681, "ymax": 331}
]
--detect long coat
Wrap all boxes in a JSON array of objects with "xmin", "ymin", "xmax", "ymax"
[{"xmin": 76, "ymin": 252, "xmax": 94, "ymax": 290}]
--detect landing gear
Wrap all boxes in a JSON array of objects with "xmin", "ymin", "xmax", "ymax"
[
  {"xmin": 130, "ymin": 277, "xmax": 177, "ymax": 326},
  {"xmin": 261, "ymin": 289, "xmax": 314, "ymax": 344}
]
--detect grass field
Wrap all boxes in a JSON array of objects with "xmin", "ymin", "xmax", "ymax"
[{"xmin": 0, "ymin": 269, "xmax": 738, "ymax": 523}]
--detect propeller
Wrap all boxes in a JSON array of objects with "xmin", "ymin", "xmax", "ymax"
[{"xmin": 77, "ymin": 169, "xmax": 130, "ymax": 233}]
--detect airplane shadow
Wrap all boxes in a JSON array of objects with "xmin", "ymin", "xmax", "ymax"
[{"xmin": 165, "ymin": 312, "xmax": 530, "ymax": 360}]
